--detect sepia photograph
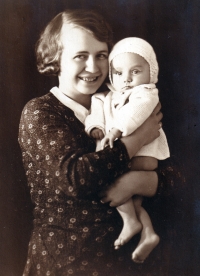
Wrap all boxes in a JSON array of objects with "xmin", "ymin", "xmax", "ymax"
[{"xmin": 0, "ymin": 0, "xmax": 199, "ymax": 275}]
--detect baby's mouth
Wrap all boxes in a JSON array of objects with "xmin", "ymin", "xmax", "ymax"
[{"xmin": 122, "ymin": 86, "xmax": 133, "ymax": 90}]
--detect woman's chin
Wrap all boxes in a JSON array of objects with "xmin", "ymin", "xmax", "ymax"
[{"xmin": 78, "ymin": 81, "xmax": 103, "ymax": 95}]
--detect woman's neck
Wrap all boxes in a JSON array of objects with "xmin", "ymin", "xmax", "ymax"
[
  {"xmin": 59, "ymin": 85, "xmax": 91, "ymax": 110},
  {"xmin": 74, "ymin": 94, "xmax": 91, "ymax": 110}
]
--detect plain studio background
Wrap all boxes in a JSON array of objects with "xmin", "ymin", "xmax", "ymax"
[{"xmin": 0, "ymin": 0, "xmax": 200, "ymax": 275}]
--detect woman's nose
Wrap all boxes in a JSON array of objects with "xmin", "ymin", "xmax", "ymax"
[{"xmin": 85, "ymin": 57, "xmax": 99, "ymax": 73}]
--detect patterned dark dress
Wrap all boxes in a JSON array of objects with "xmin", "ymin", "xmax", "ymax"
[
  {"xmin": 19, "ymin": 91, "xmax": 182, "ymax": 276},
  {"xmin": 18, "ymin": 91, "xmax": 139, "ymax": 276}
]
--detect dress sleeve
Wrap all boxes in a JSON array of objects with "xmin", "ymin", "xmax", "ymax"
[
  {"xmin": 19, "ymin": 97, "xmax": 130, "ymax": 199},
  {"xmin": 114, "ymin": 85, "xmax": 159, "ymax": 136}
]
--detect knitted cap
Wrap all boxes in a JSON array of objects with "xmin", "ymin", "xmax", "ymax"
[{"xmin": 109, "ymin": 37, "xmax": 159, "ymax": 84}]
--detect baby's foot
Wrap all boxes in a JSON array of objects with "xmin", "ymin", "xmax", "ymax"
[
  {"xmin": 132, "ymin": 233, "xmax": 160, "ymax": 263},
  {"xmin": 114, "ymin": 219, "xmax": 142, "ymax": 250}
]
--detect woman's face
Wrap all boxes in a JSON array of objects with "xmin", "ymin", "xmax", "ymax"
[{"xmin": 59, "ymin": 24, "xmax": 109, "ymax": 99}]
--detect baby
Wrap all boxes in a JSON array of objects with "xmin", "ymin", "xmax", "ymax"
[{"xmin": 85, "ymin": 37, "xmax": 170, "ymax": 263}]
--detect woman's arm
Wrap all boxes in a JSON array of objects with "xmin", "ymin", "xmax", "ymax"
[
  {"xmin": 99, "ymin": 170, "xmax": 158, "ymax": 207},
  {"xmin": 18, "ymin": 96, "xmax": 130, "ymax": 198},
  {"xmin": 19, "ymin": 97, "xmax": 161, "ymax": 199},
  {"xmin": 99, "ymin": 102, "xmax": 162, "ymax": 206}
]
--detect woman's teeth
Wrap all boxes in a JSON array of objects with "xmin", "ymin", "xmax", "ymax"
[{"xmin": 80, "ymin": 77, "xmax": 98, "ymax": 82}]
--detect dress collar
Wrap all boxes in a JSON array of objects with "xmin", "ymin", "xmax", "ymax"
[{"xmin": 50, "ymin": 86, "xmax": 89, "ymax": 124}]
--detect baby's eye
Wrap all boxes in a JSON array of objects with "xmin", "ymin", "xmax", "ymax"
[
  {"xmin": 97, "ymin": 54, "xmax": 108, "ymax": 60},
  {"xmin": 131, "ymin": 69, "xmax": 140, "ymax": 75},
  {"xmin": 115, "ymin": 71, "xmax": 122, "ymax": 76}
]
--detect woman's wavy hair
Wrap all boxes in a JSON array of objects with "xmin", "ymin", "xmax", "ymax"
[{"xmin": 36, "ymin": 9, "xmax": 113, "ymax": 76}]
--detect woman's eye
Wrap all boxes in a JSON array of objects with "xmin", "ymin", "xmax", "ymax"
[
  {"xmin": 74, "ymin": 55, "xmax": 86, "ymax": 60},
  {"xmin": 115, "ymin": 71, "xmax": 122, "ymax": 76},
  {"xmin": 97, "ymin": 54, "xmax": 108, "ymax": 60}
]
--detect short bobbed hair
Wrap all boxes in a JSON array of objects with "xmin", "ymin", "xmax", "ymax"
[{"xmin": 36, "ymin": 9, "xmax": 113, "ymax": 76}]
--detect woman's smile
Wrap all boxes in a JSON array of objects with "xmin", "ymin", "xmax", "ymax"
[
  {"xmin": 78, "ymin": 75, "xmax": 100, "ymax": 82},
  {"xmin": 58, "ymin": 25, "xmax": 109, "ymax": 101}
]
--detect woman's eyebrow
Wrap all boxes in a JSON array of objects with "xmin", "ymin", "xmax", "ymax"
[
  {"xmin": 75, "ymin": 50, "xmax": 108, "ymax": 54},
  {"xmin": 75, "ymin": 51, "xmax": 89, "ymax": 54},
  {"xmin": 98, "ymin": 50, "xmax": 108, "ymax": 53}
]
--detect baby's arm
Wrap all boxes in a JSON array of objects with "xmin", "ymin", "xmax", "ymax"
[
  {"xmin": 130, "ymin": 156, "xmax": 158, "ymax": 171},
  {"xmin": 101, "ymin": 128, "xmax": 122, "ymax": 149},
  {"xmin": 85, "ymin": 92, "xmax": 107, "ymax": 136}
]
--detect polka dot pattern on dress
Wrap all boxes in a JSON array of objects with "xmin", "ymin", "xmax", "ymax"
[{"xmin": 19, "ymin": 92, "xmax": 132, "ymax": 276}]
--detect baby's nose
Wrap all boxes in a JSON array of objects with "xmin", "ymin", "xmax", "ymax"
[
  {"xmin": 124, "ymin": 75, "xmax": 132, "ymax": 83},
  {"xmin": 123, "ymin": 71, "xmax": 132, "ymax": 83}
]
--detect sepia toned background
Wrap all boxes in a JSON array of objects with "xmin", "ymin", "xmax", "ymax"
[{"xmin": 0, "ymin": 0, "xmax": 200, "ymax": 275}]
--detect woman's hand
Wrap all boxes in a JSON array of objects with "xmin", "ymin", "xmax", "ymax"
[
  {"xmin": 140, "ymin": 102, "xmax": 163, "ymax": 146},
  {"xmin": 121, "ymin": 102, "xmax": 163, "ymax": 159},
  {"xmin": 99, "ymin": 171, "xmax": 158, "ymax": 207}
]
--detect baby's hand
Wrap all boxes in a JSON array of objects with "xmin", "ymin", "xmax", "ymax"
[
  {"xmin": 101, "ymin": 128, "xmax": 122, "ymax": 149},
  {"xmin": 101, "ymin": 132, "xmax": 116, "ymax": 149},
  {"xmin": 90, "ymin": 128, "xmax": 105, "ymax": 140}
]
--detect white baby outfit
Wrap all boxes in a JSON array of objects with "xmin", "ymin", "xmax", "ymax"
[{"xmin": 85, "ymin": 37, "xmax": 170, "ymax": 160}]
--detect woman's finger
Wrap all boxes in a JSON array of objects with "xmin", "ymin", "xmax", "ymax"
[
  {"xmin": 110, "ymin": 140, "xmax": 113, "ymax": 148},
  {"xmin": 101, "ymin": 138, "xmax": 106, "ymax": 149},
  {"xmin": 98, "ymin": 189, "xmax": 107, "ymax": 199},
  {"xmin": 156, "ymin": 111, "xmax": 163, "ymax": 122},
  {"xmin": 99, "ymin": 196, "xmax": 110, "ymax": 204},
  {"xmin": 153, "ymin": 102, "xmax": 161, "ymax": 115}
]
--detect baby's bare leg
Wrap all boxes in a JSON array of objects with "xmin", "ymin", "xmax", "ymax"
[
  {"xmin": 128, "ymin": 157, "xmax": 159, "ymax": 262},
  {"xmin": 132, "ymin": 196, "xmax": 160, "ymax": 263},
  {"xmin": 115, "ymin": 199, "xmax": 142, "ymax": 249},
  {"xmin": 131, "ymin": 156, "xmax": 158, "ymax": 171}
]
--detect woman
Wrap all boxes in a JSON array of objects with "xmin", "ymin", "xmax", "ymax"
[{"xmin": 19, "ymin": 9, "xmax": 163, "ymax": 276}]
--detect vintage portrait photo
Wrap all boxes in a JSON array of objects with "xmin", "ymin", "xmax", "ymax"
[{"xmin": 0, "ymin": 0, "xmax": 199, "ymax": 275}]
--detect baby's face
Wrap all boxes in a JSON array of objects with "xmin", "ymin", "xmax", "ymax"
[{"xmin": 111, "ymin": 52, "xmax": 150, "ymax": 91}]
